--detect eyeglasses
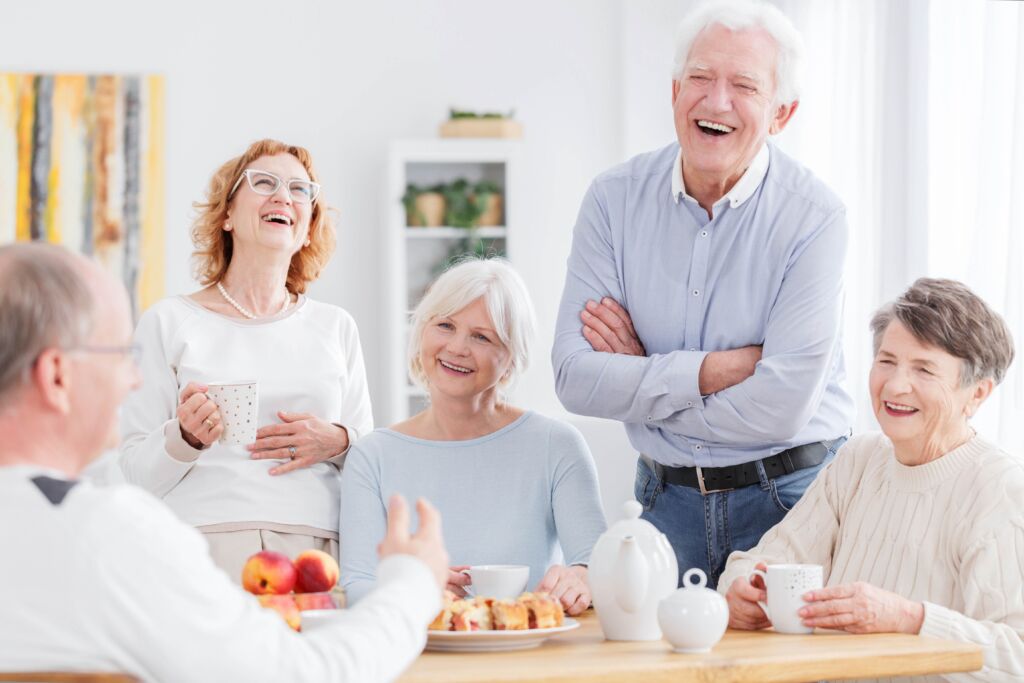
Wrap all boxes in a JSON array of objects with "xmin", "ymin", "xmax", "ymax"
[
  {"xmin": 67, "ymin": 345, "xmax": 143, "ymax": 366},
  {"xmin": 228, "ymin": 169, "xmax": 321, "ymax": 204}
]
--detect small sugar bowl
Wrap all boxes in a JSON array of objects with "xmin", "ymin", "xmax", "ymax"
[{"xmin": 657, "ymin": 568, "xmax": 729, "ymax": 653}]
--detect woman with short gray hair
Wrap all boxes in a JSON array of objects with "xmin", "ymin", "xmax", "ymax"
[
  {"xmin": 340, "ymin": 258, "xmax": 607, "ymax": 614},
  {"xmin": 721, "ymin": 278, "xmax": 1023, "ymax": 680}
]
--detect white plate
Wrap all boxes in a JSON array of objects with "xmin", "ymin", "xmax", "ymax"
[{"xmin": 425, "ymin": 618, "xmax": 579, "ymax": 652}]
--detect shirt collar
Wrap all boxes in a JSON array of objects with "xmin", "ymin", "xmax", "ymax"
[{"xmin": 671, "ymin": 143, "xmax": 770, "ymax": 209}]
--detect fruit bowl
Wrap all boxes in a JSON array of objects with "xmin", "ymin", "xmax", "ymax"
[{"xmin": 242, "ymin": 549, "xmax": 344, "ymax": 631}]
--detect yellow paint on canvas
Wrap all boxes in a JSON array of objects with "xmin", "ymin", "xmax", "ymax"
[
  {"xmin": 15, "ymin": 76, "xmax": 34, "ymax": 241},
  {"xmin": 139, "ymin": 75, "xmax": 165, "ymax": 310}
]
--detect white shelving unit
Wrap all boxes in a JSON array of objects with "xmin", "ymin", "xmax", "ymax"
[{"xmin": 383, "ymin": 139, "xmax": 521, "ymax": 424}]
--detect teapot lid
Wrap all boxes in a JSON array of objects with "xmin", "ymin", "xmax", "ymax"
[
  {"xmin": 662, "ymin": 568, "xmax": 725, "ymax": 605},
  {"xmin": 605, "ymin": 500, "xmax": 664, "ymax": 540}
]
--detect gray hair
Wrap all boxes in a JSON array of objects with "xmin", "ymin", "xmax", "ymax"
[
  {"xmin": 671, "ymin": 0, "xmax": 805, "ymax": 105},
  {"xmin": 870, "ymin": 278, "xmax": 1015, "ymax": 387},
  {"xmin": 0, "ymin": 243, "xmax": 97, "ymax": 406},
  {"xmin": 408, "ymin": 257, "xmax": 536, "ymax": 393}
]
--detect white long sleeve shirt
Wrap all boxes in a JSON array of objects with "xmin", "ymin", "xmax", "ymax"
[
  {"xmin": 119, "ymin": 296, "xmax": 373, "ymax": 533},
  {"xmin": 718, "ymin": 433, "xmax": 1024, "ymax": 682},
  {"xmin": 0, "ymin": 465, "xmax": 439, "ymax": 682}
]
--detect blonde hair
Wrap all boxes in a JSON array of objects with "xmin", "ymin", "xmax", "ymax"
[
  {"xmin": 190, "ymin": 139, "xmax": 335, "ymax": 294},
  {"xmin": 408, "ymin": 257, "xmax": 535, "ymax": 392}
]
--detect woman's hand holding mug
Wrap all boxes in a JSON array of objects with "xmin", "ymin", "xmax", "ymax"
[{"xmin": 177, "ymin": 382, "xmax": 223, "ymax": 449}]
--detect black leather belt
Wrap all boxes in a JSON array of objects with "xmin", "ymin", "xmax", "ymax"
[{"xmin": 641, "ymin": 442, "xmax": 828, "ymax": 495}]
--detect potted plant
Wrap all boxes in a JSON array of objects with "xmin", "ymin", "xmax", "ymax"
[
  {"xmin": 441, "ymin": 179, "xmax": 482, "ymax": 228},
  {"xmin": 473, "ymin": 180, "xmax": 503, "ymax": 227},
  {"xmin": 402, "ymin": 183, "xmax": 446, "ymax": 227},
  {"xmin": 439, "ymin": 108, "xmax": 523, "ymax": 139}
]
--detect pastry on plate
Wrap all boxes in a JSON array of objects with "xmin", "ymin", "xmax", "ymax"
[
  {"xmin": 450, "ymin": 596, "xmax": 493, "ymax": 631},
  {"xmin": 491, "ymin": 599, "xmax": 529, "ymax": 630},
  {"xmin": 518, "ymin": 592, "xmax": 565, "ymax": 629}
]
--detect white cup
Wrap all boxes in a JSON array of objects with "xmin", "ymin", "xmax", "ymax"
[
  {"xmin": 206, "ymin": 381, "xmax": 258, "ymax": 446},
  {"xmin": 462, "ymin": 565, "xmax": 529, "ymax": 599},
  {"xmin": 749, "ymin": 564, "xmax": 823, "ymax": 635}
]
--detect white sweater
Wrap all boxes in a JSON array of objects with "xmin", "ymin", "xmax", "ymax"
[
  {"xmin": 0, "ymin": 465, "xmax": 439, "ymax": 683},
  {"xmin": 119, "ymin": 296, "xmax": 373, "ymax": 532},
  {"xmin": 718, "ymin": 433, "xmax": 1024, "ymax": 682}
]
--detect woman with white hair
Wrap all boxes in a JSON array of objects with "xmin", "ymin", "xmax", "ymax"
[{"xmin": 340, "ymin": 258, "xmax": 606, "ymax": 614}]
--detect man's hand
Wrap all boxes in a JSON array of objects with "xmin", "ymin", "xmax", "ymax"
[
  {"xmin": 580, "ymin": 298, "xmax": 646, "ymax": 356},
  {"xmin": 698, "ymin": 346, "xmax": 762, "ymax": 394},
  {"xmin": 724, "ymin": 562, "xmax": 771, "ymax": 630},
  {"xmin": 799, "ymin": 582, "xmax": 925, "ymax": 634},
  {"xmin": 377, "ymin": 495, "xmax": 449, "ymax": 593}
]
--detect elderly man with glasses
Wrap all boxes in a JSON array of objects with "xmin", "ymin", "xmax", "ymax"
[
  {"xmin": 0, "ymin": 242, "xmax": 449, "ymax": 682},
  {"xmin": 553, "ymin": 0, "xmax": 853, "ymax": 588}
]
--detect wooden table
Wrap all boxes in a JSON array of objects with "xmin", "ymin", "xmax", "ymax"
[{"xmin": 399, "ymin": 612, "xmax": 983, "ymax": 682}]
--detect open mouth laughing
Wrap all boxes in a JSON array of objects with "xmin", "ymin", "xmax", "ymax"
[
  {"xmin": 695, "ymin": 119, "xmax": 735, "ymax": 137},
  {"xmin": 439, "ymin": 359, "xmax": 473, "ymax": 375},
  {"xmin": 261, "ymin": 211, "xmax": 294, "ymax": 226},
  {"xmin": 883, "ymin": 400, "xmax": 919, "ymax": 417}
]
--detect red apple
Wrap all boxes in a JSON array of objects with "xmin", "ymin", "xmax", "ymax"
[
  {"xmin": 258, "ymin": 594, "xmax": 301, "ymax": 631},
  {"xmin": 241, "ymin": 550, "xmax": 297, "ymax": 595},
  {"xmin": 294, "ymin": 592, "xmax": 337, "ymax": 611},
  {"xmin": 293, "ymin": 549, "xmax": 339, "ymax": 593}
]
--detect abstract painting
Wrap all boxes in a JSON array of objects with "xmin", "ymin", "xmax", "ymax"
[{"xmin": 0, "ymin": 73, "xmax": 165, "ymax": 314}]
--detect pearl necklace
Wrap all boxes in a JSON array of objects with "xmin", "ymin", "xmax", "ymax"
[{"xmin": 216, "ymin": 282, "xmax": 291, "ymax": 319}]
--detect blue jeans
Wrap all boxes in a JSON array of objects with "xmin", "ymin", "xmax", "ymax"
[{"xmin": 634, "ymin": 438, "xmax": 845, "ymax": 590}]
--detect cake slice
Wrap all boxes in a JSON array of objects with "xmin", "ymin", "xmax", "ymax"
[
  {"xmin": 491, "ymin": 599, "xmax": 529, "ymax": 630},
  {"xmin": 428, "ymin": 590, "xmax": 458, "ymax": 631},
  {"xmin": 518, "ymin": 592, "xmax": 565, "ymax": 629},
  {"xmin": 450, "ymin": 596, "xmax": 493, "ymax": 631}
]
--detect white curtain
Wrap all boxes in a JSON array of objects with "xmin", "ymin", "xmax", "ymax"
[
  {"xmin": 773, "ymin": 0, "xmax": 1023, "ymax": 450},
  {"xmin": 924, "ymin": 0, "xmax": 1024, "ymax": 453}
]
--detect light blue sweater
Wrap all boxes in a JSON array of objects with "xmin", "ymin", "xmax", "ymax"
[{"xmin": 339, "ymin": 411, "xmax": 607, "ymax": 603}]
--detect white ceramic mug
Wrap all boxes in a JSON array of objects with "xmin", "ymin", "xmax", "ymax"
[
  {"xmin": 462, "ymin": 565, "xmax": 529, "ymax": 599},
  {"xmin": 206, "ymin": 381, "xmax": 258, "ymax": 446},
  {"xmin": 749, "ymin": 564, "xmax": 823, "ymax": 634}
]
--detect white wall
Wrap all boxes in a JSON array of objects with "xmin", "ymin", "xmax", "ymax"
[
  {"xmin": 8, "ymin": 0, "xmax": 640, "ymax": 519},
  {"xmin": 5, "ymin": 0, "xmax": 621, "ymax": 412}
]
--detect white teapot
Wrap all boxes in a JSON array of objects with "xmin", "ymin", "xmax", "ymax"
[{"xmin": 589, "ymin": 500, "xmax": 678, "ymax": 641}]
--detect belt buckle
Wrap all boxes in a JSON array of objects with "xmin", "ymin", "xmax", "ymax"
[{"xmin": 695, "ymin": 466, "xmax": 734, "ymax": 495}]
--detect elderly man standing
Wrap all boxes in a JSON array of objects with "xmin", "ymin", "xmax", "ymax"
[
  {"xmin": 553, "ymin": 0, "xmax": 854, "ymax": 588},
  {"xmin": 0, "ymin": 242, "xmax": 448, "ymax": 682}
]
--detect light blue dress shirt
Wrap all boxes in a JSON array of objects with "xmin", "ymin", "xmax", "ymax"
[
  {"xmin": 339, "ymin": 412, "xmax": 607, "ymax": 604},
  {"xmin": 552, "ymin": 141, "xmax": 855, "ymax": 468}
]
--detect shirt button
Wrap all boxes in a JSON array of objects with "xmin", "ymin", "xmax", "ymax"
[
  {"xmin": 700, "ymin": 230, "xmax": 708, "ymax": 237},
  {"xmin": 646, "ymin": 416, "xmax": 653, "ymax": 421},
  {"xmin": 686, "ymin": 401, "xmax": 693, "ymax": 407},
  {"xmin": 695, "ymin": 445, "xmax": 702, "ymax": 450},
  {"xmin": 692, "ymin": 289, "xmax": 700, "ymax": 296}
]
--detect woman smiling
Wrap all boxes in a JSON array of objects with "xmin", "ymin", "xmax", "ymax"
[
  {"xmin": 339, "ymin": 258, "xmax": 606, "ymax": 615},
  {"xmin": 720, "ymin": 278, "xmax": 1023, "ymax": 680},
  {"xmin": 120, "ymin": 140, "xmax": 373, "ymax": 580}
]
